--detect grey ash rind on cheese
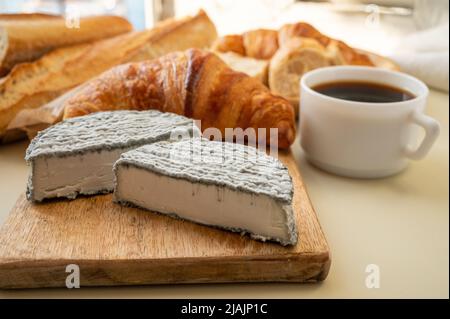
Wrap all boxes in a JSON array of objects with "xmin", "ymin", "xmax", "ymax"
[
  {"xmin": 114, "ymin": 139, "xmax": 297, "ymax": 245},
  {"xmin": 25, "ymin": 110, "xmax": 197, "ymax": 160},
  {"xmin": 26, "ymin": 110, "xmax": 198, "ymax": 202},
  {"xmin": 115, "ymin": 139, "xmax": 293, "ymax": 203}
]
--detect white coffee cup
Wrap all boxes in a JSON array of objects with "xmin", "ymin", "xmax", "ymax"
[{"xmin": 299, "ymin": 66, "xmax": 440, "ymax": 178}]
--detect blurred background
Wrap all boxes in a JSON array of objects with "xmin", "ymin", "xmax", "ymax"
[{"xmin": 1, "ymin": 0, "xmax": 448, "ymax": 89}]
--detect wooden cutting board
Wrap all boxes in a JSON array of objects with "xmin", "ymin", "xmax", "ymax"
[{"xmin": 0, "ymin": 151, "xmax": 330, "ymax": 289}]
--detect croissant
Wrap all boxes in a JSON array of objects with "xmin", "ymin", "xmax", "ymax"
[
  {"xmin": 278, "ymin": 22, "xmax": 331, "ymax": 48},
  {"xmin": 212, "ymin": 22, "xmax": 374, "ymax": 66},
  {"xmin": 211, "ymin": 34, "xmax": 245, "ymax": 56},
  {"xmin": 327, "ymin": 40, "xmax": 374, "ymax": 66},
  {"xmin": 211, "ymin": 29, "xmax": 278, "ymax": 60},
  {"xmin": 242, "ymin": 29, "xmax": 279, "ymax": 60},
  {"xmin": 63, "ymin": 49, "xmax": 296, "ymax": 149}
]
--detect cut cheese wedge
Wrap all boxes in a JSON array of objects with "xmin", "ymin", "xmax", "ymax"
[
  {"xmin": 113, "ymin": 139, "xmax": 297, "ymax": 246},
  {"xmin": 25, "ymin": 110, "xmax": 197, "ymax": 202}
]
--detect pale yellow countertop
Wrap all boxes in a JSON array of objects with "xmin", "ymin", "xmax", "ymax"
[
  {"xmin": 1, "ymin": 1, "xmax": 447, "ymax": 299},
  {"xmin": 0, "ymin": 89, "xmax": 448, "ymax": 299}
]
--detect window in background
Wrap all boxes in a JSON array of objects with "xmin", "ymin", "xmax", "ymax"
[{"xmin": 0, "ymin": 0, "xmax": 147, "ymax": 30}]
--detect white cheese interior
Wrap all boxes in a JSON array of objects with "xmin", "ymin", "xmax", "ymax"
[
  {"xmin": 32, "ymin": 149, "xmax": 126, "ymax": 201},
  {"xmin": 25, "ymin": 110, "xmax": 198, "ymax": 202},
  {"xmin": 115, "ymin": 165, "xmax": 292, "ymax": 243}
]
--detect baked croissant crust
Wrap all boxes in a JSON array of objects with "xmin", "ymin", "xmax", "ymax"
[
  {"xmin": 63, "ymin": 49, "xmax": 296, "ymax": 148},
  {"xmin": 211, "ymin": 34, "xmax": 245, "ymax": 56},
  {"xmin": 242, "ymin": 29, "xmax": 279, "ymax": 60},
  {"xmin": 278, "ymin": 22, "xmax": 331, "ymax": 48},
  {"xmin": 211, "ymin": 29, "xmax": 278, "ymax": 60}
]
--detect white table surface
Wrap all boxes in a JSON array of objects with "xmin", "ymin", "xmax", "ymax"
[
  {"xmin": 0, "ymin": 88, "xmax": 448, "ymax": 298},
  {"xmin": 0, "ymin": 2, "xmax": 448, "ymax": 299}
]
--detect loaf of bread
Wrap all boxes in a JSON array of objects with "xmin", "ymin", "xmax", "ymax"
[
  {"xmin": 63, "ymin": 49, "xmax": 296, "ymax": 149},
  {"xmin": 269, "ymin": 37, "xmax": 331, "ymax": 110},
  {"xmin": 0, "ymin": 10, "xmax": 217, "ymax": 142},
  {"xmin": 215, "ymin": 51, "xmax": 269, "ymax": 84},
  {"xmin": 0, "ymin": 14, "xmax": 133, "ymax": 76}
]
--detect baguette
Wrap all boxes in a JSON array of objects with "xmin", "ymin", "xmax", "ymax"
[
  {"xmin": 0, "ymin": 10, "xmax": 217, "ymax": 142},
  {"xmin": 0, "ymin": 14, "xmax": 133, "ymax": 75}
]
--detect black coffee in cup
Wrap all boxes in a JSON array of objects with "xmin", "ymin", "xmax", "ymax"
[{"xmin": 312, "ymin": 81, "xmax": 415, "ymax": 103}]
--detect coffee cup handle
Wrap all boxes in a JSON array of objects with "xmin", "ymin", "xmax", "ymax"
[{"xmin": 403, "ymin": 111, "xmax": 440, "ymax": 160}]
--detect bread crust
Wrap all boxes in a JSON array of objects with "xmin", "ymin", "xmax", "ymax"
[
  {"xmin": 278, "ymin": 23, "xmax": 331, "ymax": 48},
  {"xmin": 211, "ymin": 35, "xmax": 245, "ymax": 56},
  {"xmin": 0, "ymin": 13, "xmax": 61, "ymax": 20},
  {"xmin": 211, "ymin": 29, "xmax": 278, "ymax": 60},
  {"xmin": 242, "ymin": 29, "xmax": 279, "ymax": 60},
  {"xmin": 212, "ymin": 22, "xmax": 374, "ymax": 67}
]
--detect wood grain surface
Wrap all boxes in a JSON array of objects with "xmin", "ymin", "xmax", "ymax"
[{"xmin": 0, "ymin": 151, "xmax": 330, "ymax": 289}]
